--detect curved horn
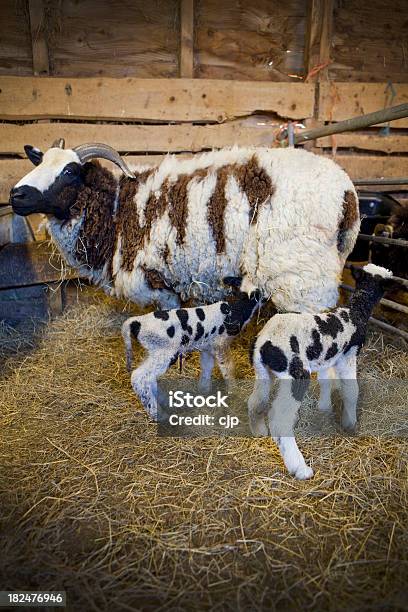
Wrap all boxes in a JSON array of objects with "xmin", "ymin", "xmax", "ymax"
[
  {"xmin": 51, "ymin": 138, "xmax": 65, "ymax": 149},
  {"xmin": 73, "ymin": 143, "xmax": 135, "ymax": 178}
]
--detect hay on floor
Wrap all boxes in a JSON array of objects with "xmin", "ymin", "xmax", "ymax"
[{"xmin": 0, "ymin": 289, "xmax": 407, "ymax": 611}]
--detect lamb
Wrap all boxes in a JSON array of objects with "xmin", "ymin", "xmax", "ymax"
[
  {"xmin": 248, "ymin": 264, "xmax": 400, "ymax": 480},
  {"xmin": 10, "ymin": 139, "xmax": 360, "ymax": 314},
  {"xmin": 122, "ymin": 288, "xmax": 262, "ymax": 421}
]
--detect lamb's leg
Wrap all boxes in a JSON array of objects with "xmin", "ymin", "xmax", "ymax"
[
  {"xmin": 214, "ymin": 341, "xmax": 235, "ymax": 388},
  {"xmin": 248, "ymin": 356, "xmax": 270, "ymax": 437},
  {"xmin": 199, "ymin": 350, "xmax": 215, "ymax": 393},
  {"xmin": 317, "ymin": 367, "xmax": 333, "ymax": 413},
  {"xmin": 131, "ymin": 353, "xmax": 173, "ymax": 422},
  {"xmin": 336, "ymin": 353, "xmax": 359, "ymax": 432},
  {"xmin": 268, "ymin": 372, "xmax": 313, "ymax": 480}
]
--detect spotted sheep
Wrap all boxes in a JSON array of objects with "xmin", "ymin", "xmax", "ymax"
[
  {"xmin": 10, "ymin": 140, "xmax": 360, "ymax": 314},
  {"xmin": 248, "ymin": 264, "xmax": 400, "ymax": 480},
  {"xmin": 121, "ymin": 288, "xmax": 263, "ymax": 421}
]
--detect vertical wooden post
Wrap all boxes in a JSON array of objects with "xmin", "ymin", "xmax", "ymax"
[
  {"xmin": 180, "ymin": 0, "xmax": 194, "ymax": 78},
  {"xmin": 303, "ymin": 0, "xmax": 334, "ymax": 149},
  {"xmin": 28, "ymin": 0, "xmax": 50, "ymax": 76},
  {"xmin": 304, "ymin": 0, "xmax": 334, "ymax": 83}
]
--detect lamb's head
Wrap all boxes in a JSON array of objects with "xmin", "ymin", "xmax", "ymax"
[
  {"xmin": 10, "ymin": 139, "xmax": 135, "ymax": 220},
  {"xmin": 351, "ymin": 263, "xmax": 400, "ymax": 299}
]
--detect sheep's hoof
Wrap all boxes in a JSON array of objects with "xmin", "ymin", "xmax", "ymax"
[
  {"xmin": 318, "ymin": 401, "xmax": 332, "ymax": 413},
  {"xmin": 342, "ymin": 419, "xmax": 357, "ymax": 434},
  {"xmin": 292, "ymin": 465, "xmax": 314, "ymax": 480}
]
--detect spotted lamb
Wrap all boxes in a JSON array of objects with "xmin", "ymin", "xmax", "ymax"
[
  {"xmin": 248, "ymin": 264, "xmax": 399, "ymax": 480},
  {"xmin": 122, "ymin": 289, "xmax": 262, "ymax": 420},
  {"xmin": 10, "ymin": 140, "xmax": 359, "ymax": 314}
]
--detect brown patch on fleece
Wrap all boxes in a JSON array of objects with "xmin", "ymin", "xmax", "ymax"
[
  {"xmin": 72, "ymin": 162, "xmax": 117, "ymax": 272},
  {"xmin": 234, "ymin": 155, "xmax": 274, "ymax": 223},
  {"xmin": 337, "ymin": 189, "xmax": 359, "ymax": 252},
  {"xmin": 115, "ymin": 169, "xmax": 157, "ymax": 272},
  {"xmin": 162, "ymin": 243, "xmax": 171, "ymax": 264},
  {"xmin": 207, "ymin": 165, "xmax": 231, "ymax": 253},
  {"xmin": 142, "ymin": 266, "xmax": 173, "ymax": 291}
]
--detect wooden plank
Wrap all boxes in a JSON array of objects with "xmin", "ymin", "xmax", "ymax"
[
  {"xmin": 195, "ymin": 0, "xmax": 306, "ymax": 82},
  {"xmin": 315, "ymin": 132, "xmax": 408, "ymax": 153},
  {"xmin": 0, "ymin": 117, "xmax": 280, "ymax": 155},
  {"xmin": 180, "ymin": 0, "xmax": 194, "ymax": 78},
  {"xmin": 319, "ymin": 83, "xmax": 408, "ymax": 128},
  {"xmin": 0, "ymin": 282, "xmax": 64, "ymax": 322},
  {"xmin": 0, "ymin": 77, "xmax": 315, "ymax": 122},
  {"xmin": 322, "ymin": 153, "xmax": 408, "ymax": 184},
  {"xmin": 0, "ymin": 242, "xmax": 78, "ymax": 290},
  {"xmin": 0, "ymin": 2, "xmax": 33, "ymax": 76},
  {"xmin": 28, "ymin": 0, "xmax": 50, "ymax": 75}
]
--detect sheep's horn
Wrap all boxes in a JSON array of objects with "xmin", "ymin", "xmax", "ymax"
[
  {"xmin": 73, "ymin": 143, "xmax": 135, "ymax": 178},
  {"xmin": 51, "ymin": 138, "xmax": 65, "ymax": 149}
]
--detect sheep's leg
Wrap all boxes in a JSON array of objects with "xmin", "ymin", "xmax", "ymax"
[
  {"xmin": 248, "ymin": 356, "xmax": 270, "ymax": 437},
  {"xmin": 131, "ymin": 353, "xmax": 173, "ymax": 422},
  {"xmin": 199, "ymin": 350, "xmax": 215, "ymax": 393},
  {"xmin": 317, "ymin": 367, "xmax": 333, "ymax": 413},
  {"xmin": 336, "ymin": 353, "xmax": 359, "ymax": 432},
  {"xmin": 269, "ymin": 373, "xmax": 313, "ymax": 480}
]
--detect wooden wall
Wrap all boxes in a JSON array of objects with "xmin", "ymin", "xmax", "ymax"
[{"xmin": 0, "ymin": 0, "xmax": 407, "ymax": 208}]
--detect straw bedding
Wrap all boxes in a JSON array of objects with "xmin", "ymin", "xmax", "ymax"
[{"xmin": 0, "ymin": 288, "xmax": 407, "ymax": 611}]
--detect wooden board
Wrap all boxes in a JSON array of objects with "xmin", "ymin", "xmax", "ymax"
[
  {"xmin": 319, "ymin": 83, "xmax": 408, "ymax": 128},
  {"xmin": 28, "ymin": 0, "xmax": 50, "ymax": 76},
  {"xmin": 0, "ymin": 1, "xmax": 33, "ymax": 76},
  {"xmin": 195, "ymin": 0, "xmax": 306, "ymax": 82},
  {"xmin": 47, "ymin": 0, "xmax": 179, "ymax": 79},
  {"xmin": 0, "ymin": 117, "xmax": 280, "ymax": 155},
  {"xmin": 322, "ymin": 153, "xmax": 408, "ymax": 183},
  {"xmin": 0, "ymin": 77, "xmax": 315, "ymax": 122},
  {"xmin": 0, "ymin": 282, "xmax": 64, "ymax": 321},
  {"xmin": 180, "ymin": 0, "xmax": 194, "ymax": 78},
  {"xmin": 0, "ymin": 242, "xmax": 77, "ymax": 289},
  {"xmin": 315, "ymin": 132, "xmax": 408, "ymax": 153},
  {"xmin": 330, "ymin": 0, "xmax": 408, "ymax": 83}
]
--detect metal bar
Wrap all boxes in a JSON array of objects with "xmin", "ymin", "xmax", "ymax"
[
  {"xmin": 369, "ymin": 317, "xmax": 408, "ymax": 341},
  {"xmin": 353, "ymin": 178, "xmax": 408, "ymax": 186},
  {"xmin": 357, "ymin": 233, "xmax": 408, "ymax": 247},
  {"xmin": 344, "ymin": 263, "xmax": 408, "ymax": 287},
  {"xmin": 341, "ymin": 283, "xmax": 408, "ymax": 315},
  {"xmin": 294, "ymin": 102, "xmax": 408, "ymax": 144}
]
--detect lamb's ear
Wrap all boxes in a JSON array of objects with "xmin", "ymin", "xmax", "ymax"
[
  {"xmin": 223, "ymin": 276, "xmax": 242, "ymax": 289},
  {"xmin": 24, "ymin": 145, "xmax": 43, "ymax": 166},
  {"xmin": 381, "ymin": 278, "xmax": 401, "ymax": 293},
  {"xmin": 350, "ymin": 265, "xmax": 364, "ymax": 283}
]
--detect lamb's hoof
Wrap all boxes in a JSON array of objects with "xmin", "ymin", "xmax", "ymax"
[
  {"xmin": 291, "ymin": 464, "xmax": 314, "ymax": 480},
  {"xmin": 342, "ymin": 420, "xmax": 357, "ymax": 434},
  {"xmin": 318, "ymin": 402, "xmax": 332, "ymax": 413},
  {"xmin": 249, "ymin": 417, "xmax": 268, "ymax": 437}
]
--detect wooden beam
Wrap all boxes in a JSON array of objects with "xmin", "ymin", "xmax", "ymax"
[
  {"xmin": 315, "ymin": 132, "xmax": 408, "ymax": 153},
  {"xmin": 319, "ymin": 83, "xmax": 408, "ymax": 128},
  {"xmin": 0, "ymin": 242, "xmax": 77, "ymax": 290},
  {"xmin": 0, "ymin": 117, "xmax": 279, "ymax": 155},
  {"xmin": 28, "ymin": 0, "xmax": 50, "ymax": 76},
  {"xmin": 180, "ymin": 0, "xmax": 194, "ymax": 78},
  {"xmin": 0, "ymin": 77, "xmax": 315, "ymax": 122}
]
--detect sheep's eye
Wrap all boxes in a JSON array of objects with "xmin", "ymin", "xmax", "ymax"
[{"xmin": 63, "ymin": 167, "xmax": 74, "ymax": 176}]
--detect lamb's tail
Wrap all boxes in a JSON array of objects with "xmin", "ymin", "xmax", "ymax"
[{"xmin": 122, "ymin": 318, "xmax": 141, "ymax": 372}]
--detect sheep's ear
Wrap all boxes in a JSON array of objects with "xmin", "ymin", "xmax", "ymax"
[
  {"xmin": 223, "ymin": 276, "xmax": 242, "ymax": 289},
  {"xmin": 24, "ymin": 145, "xmax": 43, "ymax": 166},
  {"xmin": 381, "ymin": 278, "xmax": 401, "ymax": 293},
  {"xmin": 350, "ymin": 265, "xmax": 364, "ymax": 283}
]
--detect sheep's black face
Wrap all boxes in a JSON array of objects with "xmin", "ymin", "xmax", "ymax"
[{"xmin": 10, "ymin": 145, "xmax": 84, "ymax": 220}]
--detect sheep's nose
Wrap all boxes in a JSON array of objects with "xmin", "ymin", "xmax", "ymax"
[{"xmin": 10, "ymin": 186, "xmax": 30, "ymax": 203}]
